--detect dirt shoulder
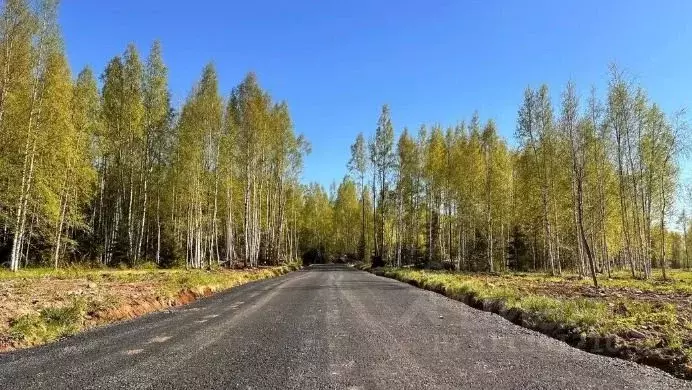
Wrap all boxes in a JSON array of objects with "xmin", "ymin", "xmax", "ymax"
[
  {"xmin": 365, "ymin": 266, "xmax": 692, "ymax": 380},
  {"xmin": 0, "ymin": 265, "xmax": 298, "ymax": 351}
]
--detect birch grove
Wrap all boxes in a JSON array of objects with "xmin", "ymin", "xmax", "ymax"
[
  {"xmin": 332, "ymin": 72, "xmax": 688, "ymax": 284},
  {"xmin": 0, "ymin": 2, "xmax": 690, "ymax": 283},
  {"xmin": 0, "ymin": 1, "xmax": 312, "ymax": 270}
]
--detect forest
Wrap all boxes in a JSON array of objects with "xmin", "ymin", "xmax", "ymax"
[
  {"xmin": 328, "ymin": 77, "xmax": 688, "ymax": 286},
  {"xmin": 0, "ymin": 0, "xmax": 310, "ymax": 271},
  {"xmin": 0, "ymin": 0, "xmax": 690, "ymax": 287}
]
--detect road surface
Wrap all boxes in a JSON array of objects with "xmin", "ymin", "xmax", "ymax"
[{"xmin": 0, "ymin": 264, "xmax": 688, "ymax": 389}]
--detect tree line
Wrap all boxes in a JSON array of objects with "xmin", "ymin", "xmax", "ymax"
[
  {"xmin": 0, "ymin": 0, "xmax": 313, "ymax": 270},
  {"xmin": 2, "ymin": 2, "xmax": 690, "ymax": 282},
  {"xmin": 308, "ymin": 69, "xmax": 688, "ymax": 285}
]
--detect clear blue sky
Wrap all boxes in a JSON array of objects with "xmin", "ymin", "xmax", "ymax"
[{"xmin": 60, "ymin": 1, "xmax": 692, "ymax": 187}]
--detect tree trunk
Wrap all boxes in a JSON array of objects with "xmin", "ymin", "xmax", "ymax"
[
  {"xmin": 660, "ymin": 176, "xmax": 667, "ymax": 280},
  {"xmin": 136, "ymin": 170, "xmax": 148, "ymax": 263},
  {"xmin": 683, "ymin": 215, "xmax": 689, "ymax": 271},
  {"xmin": 53, "ymin": 186, "xmax": 69, "ymax": 269}
]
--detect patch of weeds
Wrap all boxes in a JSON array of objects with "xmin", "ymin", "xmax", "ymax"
[
  {"xmin": 603, "ymin": 301, "xmax": 679, "ymax": 337},
  {"xmin": 12, "ymin": 278, "xmax": 32, "ymax": 295},
  {"xmin": 86, "ymin": 294, "xmax": 121, "ymax": 314},
  {"xmin": 8, "ymin": 315, "xmax": 43, "ymax": 343},
  {"xmin": 641, "ymin": 337, "xmax": 660, "ymax": 349},
  {"xmin": 684, "ymin": 348, "xmax": 692, "ymax": 362},
  {"xmin": 593, "ymin": 270, "xmax": 692, "ymax": 294},
  {"xmin": 133, "ymin": 261, "xmax": 159, "ymax": 270},
  {"xmin": 155, "ymin": 268, "xmax": 287, "ymax": 298},
  {"xmin": 511, "ymin": 295, "xmax": 605, "ymax": 330},
  {"xmin": 85, "ymin": 273, "xmax": 99, "ymax": 282},
  {"xmin": 9, "ymin": 298, "xmax": 86, "ymax": 345},
  {"xmin": 667, "ymin": 334, "xmax": 684, "ymax": 350},
  {"xmin": 283, "ymin": 261, "xmax": 302, "ymax": 271},
  {"xmin": 477, "ymin": 285, "xmax": 522, "ymax": 305}
]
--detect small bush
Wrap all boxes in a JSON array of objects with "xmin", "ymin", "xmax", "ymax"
[
  {"xmin": 9, "ymin": 299, "xmax": 86, "ymax": 345},
  {"xmin": 134, "ymin": 261, "xmax": 160, "ymax": 270}
]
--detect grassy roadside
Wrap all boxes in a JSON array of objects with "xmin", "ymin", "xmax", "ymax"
[
  {"xmin": 363, "ymin": 265, "xmax": 692, "ymax": 380},
  {"xmin": 0, "ymin": 263, "xmax": 300, "ymax": 351}
]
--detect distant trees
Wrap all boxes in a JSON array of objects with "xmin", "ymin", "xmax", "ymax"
[
  {"xmin": 348, "ymin": 133, "xmax": 368, "ymax": 261},
  {"xmin": 560, "ymin": 81, "xmax": 598, "ymax": 286},
  {"xmin": 517, "ymin": 85, "xmax": 559, "ymax": 275},
  {"xmin": 335, "ymin": 68, "xmax": 688, "ymax": 284},
  {"xmin": 395, "ymin": 127, "xmax": 418, "ymax": 267},
  {"xmin": 331, "ymin": 178, "xmax": 360, "ymax": 257},
  {"xmin": 369, "ymin": 105, "xmax": 395, "ymax": 263}
]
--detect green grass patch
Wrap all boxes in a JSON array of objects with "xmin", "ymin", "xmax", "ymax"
[
  {"xmin": 583, "ymin": 269, "xmax": 692, "ymax": 294},
  {"xmin": 9, "ymin": 298, "xmax": 86, "ymax": 346},
  {"xmin": 514, "ymin": 295, "xmax": 607, "ymax": 329}
]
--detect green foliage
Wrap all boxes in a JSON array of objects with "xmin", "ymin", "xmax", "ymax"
[
  {"xmin": 516, "ymin": 296, "xmax": 606, "ymax": 328},
  {"xmin": 134, "ymin": 261, "xmax": 159, "ymax": 270},
  {"xmin": 601, "ymin": 301, "xmax": 681, "ymax": 348},
  {"xmin": 331, "ymin": 177, "xmax": 361, "ymax": 257},
  {"xmin": 10, "ymin": 298, "xmax": 85, "ymax": 345},
  {"xmin": 0, "ymin": 3, "xmax": 311, "ymax": 271}
]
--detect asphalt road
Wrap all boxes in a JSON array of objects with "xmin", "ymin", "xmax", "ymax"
[{"xmin": 0, "ymin": 264, "xmax": 689, "ymax": 389}]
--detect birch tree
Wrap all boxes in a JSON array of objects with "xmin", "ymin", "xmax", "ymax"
[{"xmin": 348, "ymin": 132, "xmax": 368, "ymax": 261}]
